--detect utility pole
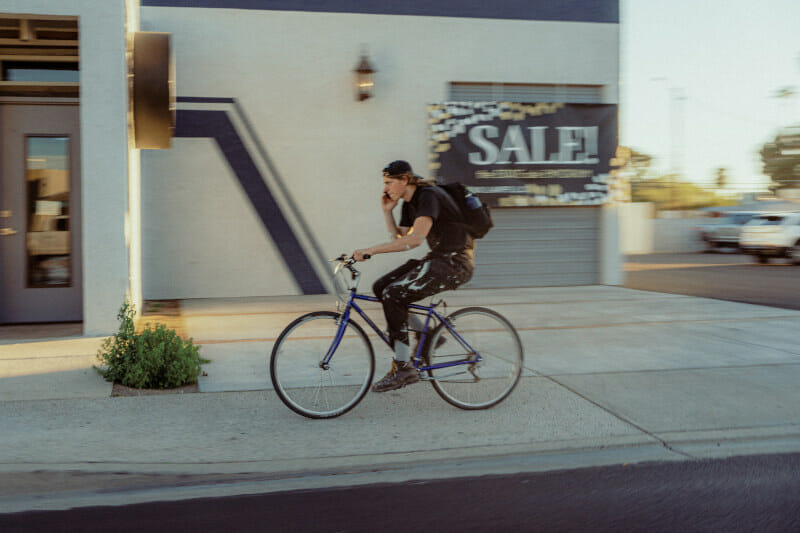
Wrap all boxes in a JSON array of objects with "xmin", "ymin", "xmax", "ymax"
[
  {"xmin": 669, "ymin": 87, "xmax": 686, "ymax": 178},
  {"xmin": 652, "ymin": 78, "xmax": 686, "ymax": 209}
]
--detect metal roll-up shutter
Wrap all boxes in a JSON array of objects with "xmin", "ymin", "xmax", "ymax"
[
  {"xmin": 466, "ymin": 207, "xmax": 600, "ymax": 288},
  {"xmin": 449, "ymin": 83, "xmax": 603, "ymax": 104}
]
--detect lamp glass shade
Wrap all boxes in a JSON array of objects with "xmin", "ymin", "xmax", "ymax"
[{"xmin": 354, "ymin": 55, "xmax": 374, "ymax": 101}]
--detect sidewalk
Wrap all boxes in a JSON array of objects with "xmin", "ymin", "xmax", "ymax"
[{"xmin": 1, "ymin": 286, "xmax": 799, "ymax": 512}]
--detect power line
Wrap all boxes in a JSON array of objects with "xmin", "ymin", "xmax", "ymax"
[{"xmin": 685, "ymin": 95, "xmax": 783, "ymax": 128}]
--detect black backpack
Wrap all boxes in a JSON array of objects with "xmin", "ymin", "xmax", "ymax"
[{"xmin": 433, "ymin": 183, "xmax": 494, "ymax": 239}]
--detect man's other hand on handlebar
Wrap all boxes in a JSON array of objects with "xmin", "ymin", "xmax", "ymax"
[{"xmin": 352, "ymin": 249, "xmax": 372, "ymax": 262}]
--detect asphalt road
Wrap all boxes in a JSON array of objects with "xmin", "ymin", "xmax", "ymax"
[
  {"xmin": 624, "ymin": 252, "xmax": 800, "ymax": 310},
  {"xmin": 1, "ymin": 453, "xmax": 798, "ymax": 532}
]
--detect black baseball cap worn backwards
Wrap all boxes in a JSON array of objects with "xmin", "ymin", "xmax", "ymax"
[{"xmin": 383, "ymin": 160, "xmax": 415, "ymax": 177}]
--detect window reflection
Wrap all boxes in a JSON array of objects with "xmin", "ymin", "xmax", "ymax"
[{"xmin": 25, "ymin": 137, "xmax": 71, "ymax": 287}]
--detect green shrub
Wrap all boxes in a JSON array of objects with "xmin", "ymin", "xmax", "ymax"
[{"xmin": 95, "ymin": 300, "xmax": 208, "ymax": 389}]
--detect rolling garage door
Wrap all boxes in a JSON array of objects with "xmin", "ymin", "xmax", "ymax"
[
  {"xmin": 449, "ymin": 82, "xmax": 604, "ymax": 104},
  {"xmin": 466, "ymin": 206, "xmax": 600, "ymax": 288},
  {"xmin": 451, "ymin": 83, "xmax": 604, "ymax": 288}
]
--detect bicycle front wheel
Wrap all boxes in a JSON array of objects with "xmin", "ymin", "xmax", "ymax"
[
  {"xmin": 270, "ymin": 311, "xmax": 374, "ymax": 419},
  {"xmin": 426, "ymin": 307, "xmax": 523, "ymax": 410}
]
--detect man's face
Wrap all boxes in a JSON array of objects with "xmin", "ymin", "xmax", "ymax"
[{"xmin": 382, "ymin": 175, "xmax": 406, "ymax": 200}]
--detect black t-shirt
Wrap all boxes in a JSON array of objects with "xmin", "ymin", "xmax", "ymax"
[{"xmin": 399, "ymin": 186, "xmax": 474, "ymax": 257}]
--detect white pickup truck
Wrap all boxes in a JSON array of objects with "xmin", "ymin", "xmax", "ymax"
[{"xmin": 739, "ymin": 212, "xmax": 800, "ymax": 264}]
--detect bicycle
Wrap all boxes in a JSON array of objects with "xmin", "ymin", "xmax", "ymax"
[{"xmin": 269, "ymin": 254, "xmax": 524, "ymax": 419}]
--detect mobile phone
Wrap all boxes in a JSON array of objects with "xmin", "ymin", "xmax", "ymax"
[{"xmin": 383, "ymin": 192, "xmax": 391, "ymax": 200}]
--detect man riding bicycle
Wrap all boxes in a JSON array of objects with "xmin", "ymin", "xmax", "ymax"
[{"xmin": 352, "ymin": 160, "xmax": 474, "ymax": 392}]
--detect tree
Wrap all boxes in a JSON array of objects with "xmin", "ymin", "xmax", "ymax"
[
  {"xmin": 760, "ymin": 128, "xmax": 800, "ymax": 189},
  {"xmin": 615, "ymin": 146, "xmax": 653, "ymax": 181},
  {"xmin": 620, "ymin": 147, "xmax": 734, "ymax": 210},
  {"xmin": 715, "ymin": 167, "xmax": 727, "ymax": 190},
  {"xmin": 773, "ymin": 86, "xmax": 797, "ymax": 99},
  {"xmin": 631, "ymin": 174, "xmax": 735, "ymax": 211}
]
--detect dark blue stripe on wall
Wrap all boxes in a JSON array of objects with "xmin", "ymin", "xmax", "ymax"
[
  {"xmin": 175, "ymin": 109, "xmax": 326, "ymax": 295},
  {"xmin": 177, "ymin": 96, "xmax": 235, "ymax": 104},
  {"xmin": 142, "ymin": 0, "xmax": 619, "ymax": 23}
]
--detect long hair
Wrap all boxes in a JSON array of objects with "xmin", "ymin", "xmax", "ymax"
[{"xmin": 404, "ymin": 173, "xmax": 437, "ymax": 187}]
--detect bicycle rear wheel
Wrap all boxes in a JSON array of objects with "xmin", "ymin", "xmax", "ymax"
[
  {"xmin": 426, "ymin": 307, "xmax": 523, "ymax": 410},
  {"xmin": 270, "ymin": 311, "xmax": 374, "ymax": 419}
]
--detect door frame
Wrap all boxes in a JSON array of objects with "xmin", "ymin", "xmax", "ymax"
[{"xmin": 0, "ymin": 97, "xmax": 82, "ymax": 324}]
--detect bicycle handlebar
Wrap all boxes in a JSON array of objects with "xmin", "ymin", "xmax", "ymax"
[
  {"xmin": 333, "ymin": 253, "xmax": 370, "ymax": 265},
  {"xmin": 332, "ymin": 254, "xmax": 368, "ymax": 280}
]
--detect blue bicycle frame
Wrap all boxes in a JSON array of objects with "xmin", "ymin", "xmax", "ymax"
[{"xmin": 322, "ymin": 289, "xmax": 480, "ymax": 374}]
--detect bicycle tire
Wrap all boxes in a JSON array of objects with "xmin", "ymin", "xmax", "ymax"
[
  {"xmin": 425, "ymin": 306, "xmax": 523, "ymax": 410},
  {"xmin": 270, "ymin": 311, "xmax": 374, "ymax": 419}
]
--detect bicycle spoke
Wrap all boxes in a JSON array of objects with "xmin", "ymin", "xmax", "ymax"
[
  {"xmin": 321, "ymin": 375, "xmax": 331, "ymax": 411},
  {"xmin": 311, "ymin": 375, "xmax": 324, "ymax": 407}
]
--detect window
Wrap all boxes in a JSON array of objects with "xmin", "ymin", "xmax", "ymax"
[
  {"xmin": 3, "ymin": 61, "xmax": 79, "ymax": 83},
  {"xmin": 0, "ymin": 15, "xmax": 79, "ymax": 97},
  {"xmin": 25, "ymin": 136, "xmax": 72, "ymax": 287}
]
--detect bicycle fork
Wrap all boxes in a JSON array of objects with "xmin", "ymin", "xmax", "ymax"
[{"xmin": 320, "ymin": 310, "xmax": 353, "ymax": 370}]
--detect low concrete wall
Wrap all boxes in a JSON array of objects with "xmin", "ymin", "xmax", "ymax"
[
  {"xmin": 653, "ymin": 217, "xmax": 705, "ymax": 253},
  {"xmin": 620, "ymin": 203, "xmax": 706, "ymax": 254},
  {"xmin": 619, "ymin": 202, "xmax": 654, "ymax": 254}
]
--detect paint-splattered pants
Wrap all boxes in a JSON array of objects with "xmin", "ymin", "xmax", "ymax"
[{"xmin": 373, "ymin": 253, "xmax": 473, "ymax": 346}]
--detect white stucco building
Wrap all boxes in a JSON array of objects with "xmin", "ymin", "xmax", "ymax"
[{"xmin": 0, "ymin": 0, "xmax": 620, "ymax": 334}]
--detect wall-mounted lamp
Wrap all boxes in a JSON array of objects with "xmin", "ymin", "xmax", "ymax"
[{"xmin": 354, "ymin": 53, "xmax": 375, "ymax": 102}]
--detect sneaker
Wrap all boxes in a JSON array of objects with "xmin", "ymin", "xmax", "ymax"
[{"xmin": 371, "ymin": 360, "xmax": 420, "ymax": 393}]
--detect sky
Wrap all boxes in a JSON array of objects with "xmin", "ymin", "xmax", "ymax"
[{"xmin": 620, "ymin": 0, "xmax": 800, "ymax": 193}]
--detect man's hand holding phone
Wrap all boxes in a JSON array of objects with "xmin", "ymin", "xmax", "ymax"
[{"xmin": 381, "ymin": 191, "xmax": 398, "ymax": 212}]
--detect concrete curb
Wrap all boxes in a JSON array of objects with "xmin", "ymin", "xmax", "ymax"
[{"xmin": 2, "ymin": 430, "xmax": 799, "ymax": 513}]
